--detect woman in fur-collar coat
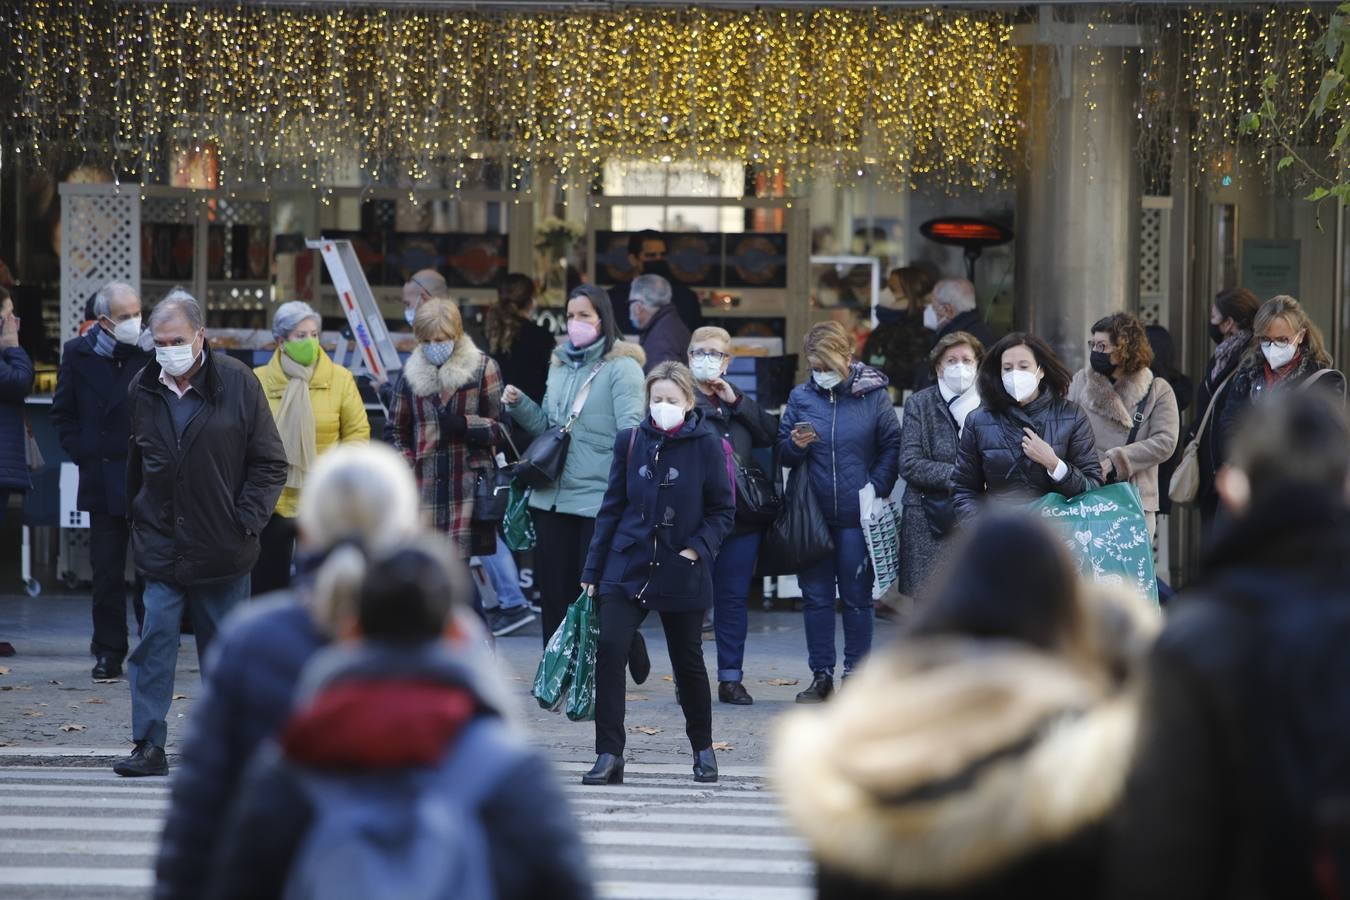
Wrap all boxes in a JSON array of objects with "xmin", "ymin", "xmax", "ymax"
[
  {"xmin": 1068, "ymin": 313, "xmax": 1179, "ymax": 546},
  {"xmin": 774, "ymin": 511, "xmax": 1160, "ymax": 900},
  {"xmin": 387, "ymin": 298, "xmax": 508, "ymax": 556}
]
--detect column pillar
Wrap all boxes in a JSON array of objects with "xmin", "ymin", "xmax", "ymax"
[{"xmin": 1014, "ymin": 8, "xmax": 1142, "ymax": 371}]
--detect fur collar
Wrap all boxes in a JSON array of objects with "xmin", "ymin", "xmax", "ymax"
[
  {"xmin": 1075, "ymin": 367, "xmax": 1154, "ymax": 429},
  {"xmin": 402, "ymin": 334, "xmax": 485, "ymax": 398},
  {"xmin": 549, "ymin": 338, "xmax": 646, "ymax": 369},
  {"xmin": 774, "ymin": 638, "xmax": 1139, "ymax": 892}
]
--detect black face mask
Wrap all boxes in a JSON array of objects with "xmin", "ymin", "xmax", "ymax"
[
  {"xmin": 875, "ymin": 306, "xmax": 905, "ymax": 326},
  {"xmin": 1208, "ymin": 321, "xmax": 1226, "ymax": 345},
  {"xmin": 1090, "ymin": 351, "xmax": 1115, "ymax": 377},
  {"xmin": 642, "ymin": 259, "xmax": 675, "ymax": 281}
]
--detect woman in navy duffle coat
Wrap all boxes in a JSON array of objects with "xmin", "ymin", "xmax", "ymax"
[
  {"xmin": 777, "ymin": 321, "xmax": 902, "ymax": 705},
  {"xmin": 580, "ymin": 360, "xmax": 736, "ymax": 786}
]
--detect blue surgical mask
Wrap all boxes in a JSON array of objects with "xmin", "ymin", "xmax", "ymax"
[
  {"xmin": 423, "ymin": 340, "xmax": 455, "ymax": 367},
  {"xmin": 404, "ymin": 307, "xmax": 417, "ymax": 327},
  {"xmin": 812, "ymin": 370, "xmax": 843, "ymax": 391}
]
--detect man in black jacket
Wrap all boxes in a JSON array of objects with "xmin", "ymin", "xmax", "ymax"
[
  {"xmin": 607, "ymin": 229, "xmax": 702, "ymax": 333},
  {"xmin": 51, "ymin": 281, "xmax": 153, "ymax": 679},
  {"xmin": 1108, "ymin": 391, "xmax": 1350, "ymax": 899},
  {"xmin": 115, "ymin": 291, "xmax": 286, "ymax": 777}
]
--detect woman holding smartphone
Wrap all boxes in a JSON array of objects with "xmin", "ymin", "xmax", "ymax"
[{"xmin": 777, "ymin": 322, "xmax": 902, "ymax": 704}]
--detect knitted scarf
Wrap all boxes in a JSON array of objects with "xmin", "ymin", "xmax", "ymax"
[
  {"xmin": 276, "ymin": 352, "xmax": 317, "ymax": 491},
  {"xmin": 1210, "ymin": 330, "xmax": 1250, "ymax": 383}
]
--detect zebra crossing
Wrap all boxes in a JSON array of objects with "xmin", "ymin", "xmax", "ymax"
[{"xmin": 0, "ymin": 762, "xmax": 812, "ymax": 899}]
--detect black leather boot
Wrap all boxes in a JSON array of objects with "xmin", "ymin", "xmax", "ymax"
[
  {"xmin": 113, "ymin": 740, "xmax": 168, "ymax": 777},
  {"xmin": 718, "ymin": 680, "xmax": 753, "ymax": 705},
  {"xmin": 91, "ymin": 655, "xmax": 123, "ymax": 679},
  {"xmin": 794, "ymin": 672, "xmax": 834, "ymax": 704},
  {"xmin": 582, "ymin": 753, "xmax": 625, "ymax": 785},
  {"xmin": 693, "ymin": 747, "xmax": 718, "ymax": 783}
]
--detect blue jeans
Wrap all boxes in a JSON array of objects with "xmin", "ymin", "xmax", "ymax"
[
  {"xmin": 798, "ymin": 527, "xmax": 873, "ymax": 677},
  {"xmin": 712, "ymin": 530, "xmax": 762, "ymax": 682},
  {"xmin": 129, "ymin": 575, "xmax": 250, "ymax": 748},
  {"xmin": 474, "ymin": 535, "xmax": 527, "ymax": 610}
]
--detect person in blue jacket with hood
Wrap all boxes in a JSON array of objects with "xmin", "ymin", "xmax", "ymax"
[
  {"xmin": 580, "ymin": 361, "xmax": 736, "ymax": 787},
  {"xmin": 778, "ymin": 321, "xmax": 902, "ymax": 704}
]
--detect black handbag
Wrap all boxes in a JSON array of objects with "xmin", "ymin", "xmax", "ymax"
[
  {"xmin": 515, "ymin": 361, "xmax": 607, "ymax": 489},
  {"xmin": 756, "ymin": 463, "xmax": 835, "ymax": 577},
  {"xmin": 472, "ymin": 467, "xmax": 514, "ymax": 524},
  {"xmin": 920, "ymin": 492, "xmax": 956, "ymax": 538},
  {"xmin": 733, "ymin": 454, "xmax": 782, "ymax": 525}
]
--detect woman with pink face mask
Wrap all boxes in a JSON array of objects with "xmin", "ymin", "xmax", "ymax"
[{"xmin": 503, "ymin": 284, "xmax": 647, "ymax": 646}]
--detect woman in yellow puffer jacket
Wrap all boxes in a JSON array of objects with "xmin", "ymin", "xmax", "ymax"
[{"xmin": 252, "ymin": 301, "xmax": 370, "ymax": 595}]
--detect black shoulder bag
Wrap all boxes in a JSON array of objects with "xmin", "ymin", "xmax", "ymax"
[{"xmin": 514, "ymin": 361, "xmax": 607, "ymax": 489}]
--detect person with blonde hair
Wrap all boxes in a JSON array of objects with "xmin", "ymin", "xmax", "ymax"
[
  {"xmin": 686, "ymin": 325, "xmax": 778, "ymax": 705},
  {"xmin": 252, "ymin": 300, "xmax": 369, "ymax": 595},
  {"xmin": 388, "ymin": 297, "xmax": 509, "ymax": 557},
  {"xmin": 777, "ymin": 321, "xmax": 902, "ymax": 703},
  {"xmin": 579, "ymin": 360, "xmax": 736, "ymax": 785},
  {"xmin": 1214, "ymin": 294, "xmax": 1345, "ymax": 473},
  {"xmin": 154, "ymin": 443, "xmax": 426, "ymax": 898}
]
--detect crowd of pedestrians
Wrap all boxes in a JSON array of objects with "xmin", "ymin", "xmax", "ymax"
[{"xmin": 18, "ymin": 253, "xmax": 1350, "ymax": 898}]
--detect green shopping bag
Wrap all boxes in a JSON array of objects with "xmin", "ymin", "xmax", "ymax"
[
  {"xmin": 564, "ymin": 592, "xmax": 599, "ymax": 722},
  {"xmin": 1028, "ymin": 482, "xmax": 1158, "ymax": 603},
  {"xmin": 502, "ymin": 482, "xmax": 535, "ymax": 552},
  {"xmin": 532, "ymin": 592, "xmax": 587, "ymax": 710}
]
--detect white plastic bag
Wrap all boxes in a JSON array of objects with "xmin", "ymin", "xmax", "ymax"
[{"xmin": 859, "ymin": 483, "xmax": 901, "ymax": 601}]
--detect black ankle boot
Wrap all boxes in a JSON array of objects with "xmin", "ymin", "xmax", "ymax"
[
  {"xmin": 629, "ymin": 632, "xmax": 650, "ymax": 685},
  {"xmin": 718, "ymin": 680, "xmax": 753, "ymax": 705},
  {"xmin": 582, "ymin": 753, "xmax": 624, "ymax": 785},
  {"xmin": 693, "ymin": 747, "xmax": 718, "ymax": 783},
  {"xmin": 794, "ymin": 672, "xmax": 834, "ymax": 704}
]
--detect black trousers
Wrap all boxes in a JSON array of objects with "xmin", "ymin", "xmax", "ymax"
[
  {"xmin": 89, "ymin": 512, "xmax": 144, "ymax": 658},
  {"xmin": 532, "ymin": 509, "xmax": 596, "ymax": 647},
  {"xmin": 594, "ymin": 593, "xmax": 712, "ymax": 757},
  {"xmin": 251, "ymin": 514, "xmax": 297, "ymax": 597}
]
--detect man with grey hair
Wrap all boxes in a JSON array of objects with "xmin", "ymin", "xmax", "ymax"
[
  {"xmin": 51, "ymin": 281, "xmax": 153, "ymax": 679},
  {"xmin": 916, "ymin": 277, "xmax": 1000, "ymax": 389},
  {"xmin": 115, "ymin": 289, "xmax": 286, "ymax": 776},
  {"xmin": 629, "ymin": 274, "xmax": 691, "ymax": 373},
  {"xmin": 401, "ymin": 268, "xmax": 450, "ymax": 329}
]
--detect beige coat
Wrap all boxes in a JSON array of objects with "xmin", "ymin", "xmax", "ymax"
[{"xmin": 1068, "ymin": 367, "xmax": 1179, "ymax": 513}]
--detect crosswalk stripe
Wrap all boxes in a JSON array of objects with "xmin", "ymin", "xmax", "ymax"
[{"xmin": 0, "ymin": 767, "xmax": 812, "ymax": 895}]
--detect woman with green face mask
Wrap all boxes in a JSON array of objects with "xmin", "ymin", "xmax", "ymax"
[{"xmin": 252, "ymin": 301, "xmax": 370, "ymax": 595}]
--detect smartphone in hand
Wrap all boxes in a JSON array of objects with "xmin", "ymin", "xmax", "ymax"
[{"xmin": 793, "ymin": 421, "xmax": 817, "ymax": 438}]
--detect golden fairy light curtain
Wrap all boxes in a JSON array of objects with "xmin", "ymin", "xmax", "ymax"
[{"xmin": 0, "ymin": 2, "xmax": 1340, "ymax": 193}]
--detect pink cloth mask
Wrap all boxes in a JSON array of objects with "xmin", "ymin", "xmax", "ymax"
[{"xmin": 567, "ymin": 320, "xmax": 601, "ymax": 348}]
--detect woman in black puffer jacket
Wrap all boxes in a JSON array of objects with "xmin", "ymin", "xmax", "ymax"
[{"xmin": 952, "ymin": 333, "xmax": 1101, "ymax": 521}]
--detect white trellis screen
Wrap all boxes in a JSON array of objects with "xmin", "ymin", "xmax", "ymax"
[{"xmin": 59, "ymin": 184, "xmax": 141, "ymax": 348}]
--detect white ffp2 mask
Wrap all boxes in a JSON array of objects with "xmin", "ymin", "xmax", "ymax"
[
  {"xmin": 649, "ymin": 401, "xmax": 687, "ymax": 430},
  {"xmin": 1002, "ymin": 369, "xmax": 1040, "ymax": 403}
]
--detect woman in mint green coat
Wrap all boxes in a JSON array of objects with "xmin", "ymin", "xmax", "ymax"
[{"xmin": 503, "ymin": 284, "xmax": 646, "ymax": 645}]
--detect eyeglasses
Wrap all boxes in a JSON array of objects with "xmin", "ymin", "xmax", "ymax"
[
  {"xmin": 689, "ymin": 349, "xmax": 728, "ymax": 362},
  {"xmin": 1259, "ymin": 336, "xmax": 1298, "ymax": 348},
  {"xmin": 1087, "ymin": 341, "xmax": 1114, "ymax": 354}
]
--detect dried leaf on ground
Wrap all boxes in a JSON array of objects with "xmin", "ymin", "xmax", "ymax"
[
  {"xmin": 711, "ymin": 741, "xmax": 735, "ymax": 752},
  {"xmin": 172, "ymin": 693, "xmax": 189, "ymax": 700},
  {"xmin": 21, "ymin": 709, "xmax": 42, "ymax": 717},
  {"xmin": 83, "ymin": 698, "xmax": 105, "ymax": 705},
  {"xmin": 628, "ymin": 725, "xmax": 662, "ymax": 735},
  {"xmin": 624, "ymin": 694, "xmax": 648, "ymax": 702},
  {"xmin": 661, "ymin": 675, "xmax": 674, "ymax": 682},
  {"xmin": 765, "ymin": 678, "xmax": 800, "ymax": 686},
  {"xmin": 58, "ymin": 723, "xmax": 87, "ymax": 733}
]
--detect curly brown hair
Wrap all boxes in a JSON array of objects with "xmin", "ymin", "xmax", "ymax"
[{"xmin": 1090, "ymin": 313, "xmax": 1153, "ymax": 375}]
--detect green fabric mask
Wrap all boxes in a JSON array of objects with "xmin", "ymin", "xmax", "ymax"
[{"xmin": 283, "ymin": 337, "xmax": 319, "ymax": 367}]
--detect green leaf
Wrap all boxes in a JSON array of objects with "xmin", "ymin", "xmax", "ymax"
[
  {"xmin": 1278, "ymin": 155, "xmax": 1294, "ymax": 171},
  {"xmin": 1241, "ymin": 112, "xmax": 1261, "ymax": 134},
  {"xmin": 1308, "ymin": 186, "xmax": 1331, "ymax": 201},
  {"xmin": 1313, "ymin": 70, "xmax": 1346, "ymax": 117}
]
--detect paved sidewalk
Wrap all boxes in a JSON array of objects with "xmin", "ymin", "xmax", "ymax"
[{"xmin": 0, "ymin": 592, "xmax": 896, "ymax": 769}]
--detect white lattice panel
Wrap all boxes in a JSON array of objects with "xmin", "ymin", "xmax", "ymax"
[
  {"xmin": 1139, "ymin": 207, "xmax": 1163, "ymax": 296},
  {"xmin": 59, "ymin": 186, "xmax": 141, "ymax": 346},
  {"xmin": 143, "ymin": 195, "xmax": 198, "ymax": 225}
]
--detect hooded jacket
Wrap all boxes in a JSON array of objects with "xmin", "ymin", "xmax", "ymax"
[
  {"xmin": 582, "ymin": 410, "xmax": 736, "ymax": 612},
  {"xmin": 127, "ymin": 350, "xmax": 287, "ymax": 585},
  {"xmin": 50, "ymin": 331, "xmax": 152, "ymax": 515},
  {"xmin": 507, "ymin": 338, "xmax": 646, "ymax": 518},
  {"xmin": 776, "ymin": 589, "xmax": 1158, "ymax": 900},
  {"xmin": 1107, "ymin": 490, "xmax": 1350, "ymax": 900},
  {"xmin": 1068, "ymin": 367, "xmax": 1179, "ymax": 514},
  {"xmin": 776, "ymin": 363, "xmax": 903, "ymax": 528},
  {"xmin": 205, "ymin": 639, "xmax": 593, "ymax": 900},
  {"xmin": 951, "ymin": 392, "xmax": 1101, "ymax": 522}
]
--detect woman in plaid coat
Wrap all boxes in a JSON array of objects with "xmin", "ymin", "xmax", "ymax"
[{"xmin": 388, "ymin": 298, "xmax": 508, "ymax": 557}]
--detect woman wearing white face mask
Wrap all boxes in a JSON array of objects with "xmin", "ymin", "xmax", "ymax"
[
  {"xmin": 687, "ymin": 327, "xmax": 779, "ymax": 706},
  {"xmin": 1214, "ymin": 295, "xmax": 1345, "ymax": 473},
  {"xmin": 387, "ymin": 298, "xmax": 509, "ymax": 558},
  {"xmin": 777, "ymin": 322, "xmax": 903, "ymax": 703},
  {"xmin": 897, "ymin": 331, "xmax": 986, "ymax": 602},
  {"xmin": 579, "ymin": 361, "xmax": 736, "ymax": 785},
  {"xmin": 952, "ymin": 332, "xmax": 1101, "ymax": 521}
]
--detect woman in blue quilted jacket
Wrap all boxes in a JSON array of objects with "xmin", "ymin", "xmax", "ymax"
[{"xmin": 777, "ymin": 322, "xmax": 903, "ymax": 704}]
